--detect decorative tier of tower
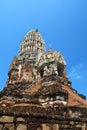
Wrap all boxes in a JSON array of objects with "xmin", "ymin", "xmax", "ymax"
[{"xmin": 18, "ymin": 29, "xmax": 45, "ymax": 64}]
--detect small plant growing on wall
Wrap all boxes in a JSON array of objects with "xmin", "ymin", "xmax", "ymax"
[{"xmin": 35, "ymin": 29, "xmax": 38, "ymax": 32}]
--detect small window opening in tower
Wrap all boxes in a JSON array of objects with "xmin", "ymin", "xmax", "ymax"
[
  {"xmin": 58, "ymin": 68, "xmax": 62, "ymax": 76},
  {"xmin": 40, "ymin": 69, "xmax": 44, "ymax": 78}
]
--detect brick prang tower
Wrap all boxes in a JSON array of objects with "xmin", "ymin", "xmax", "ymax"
[{"xmin": 0, "ymin": 29, "xmax": 87, "ymax": 130}]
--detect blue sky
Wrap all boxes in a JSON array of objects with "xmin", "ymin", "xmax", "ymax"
[{"xmin": 0, "ymin": 0, "xmax": 87, "ymax": 98}]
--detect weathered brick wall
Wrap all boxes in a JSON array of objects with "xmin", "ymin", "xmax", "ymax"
[
  {"xmin": 0, "ymin": 115, "xmax": 87, "ymax": 130},
  {"xmin": 0, "ymin": 105, "xmax": 87, "ymax": 130}
]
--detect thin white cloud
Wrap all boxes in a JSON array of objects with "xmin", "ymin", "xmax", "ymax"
[
  {"xmin": 76, "ymin": 75, "xmax": 82, "ymax": 79},
  {"xmin": 68, "ymin": 63, "xmax": 84, "ymax": 80}
]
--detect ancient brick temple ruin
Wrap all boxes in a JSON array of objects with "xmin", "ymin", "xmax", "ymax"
[{"xmin": 0, "ymin": 29, "xmax": 87, "ymax": 130}]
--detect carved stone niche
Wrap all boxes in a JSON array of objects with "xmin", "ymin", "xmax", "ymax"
[
  {"xmin": 39, "ymin": 59, "xmax": 66, "ymax": 79},
  {"xmin": 57, "ymin": 63, "xmax": 65, "ymax": 77}
]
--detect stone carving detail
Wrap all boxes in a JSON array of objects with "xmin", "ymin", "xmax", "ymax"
[
  {"xmin": 53, "ymin": 51, "xmax": 66, "ymax": 65},
  {"xmin": 39, "ymin": 95, "xmax": 67, "ymax": 108},
  {"xmin": 50, "ymin": 64, "xmax": 58, "ymax": 75},
  {"xmin": 33, "ymin": 67, "xmax": 38, "ymax": 80},
  {"xmin": 43, "ymin": 66, "xmax": 49, "ymax": 77},
  {"xmin": 43, "ymin": 64, "xmax": 58, "ymax": 77},
  {"xmin": 38, "ymin": 49, "xmax": 66, "ymax": 78}
]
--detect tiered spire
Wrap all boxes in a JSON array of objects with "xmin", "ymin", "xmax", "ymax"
[{"xmin": 18, "ymin": 29, "xmax": 45, "ymax": 63}]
